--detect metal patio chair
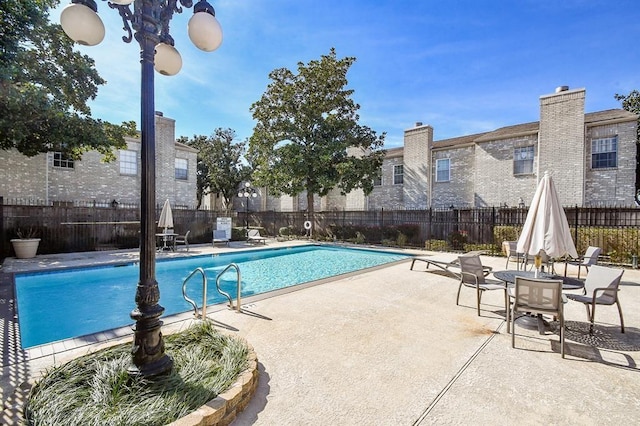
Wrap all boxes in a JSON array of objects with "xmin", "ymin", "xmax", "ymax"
[
  {"xmin": 511, "ymin": 277, "xmax": 565, "ymax": 358},
  {"xmin": 566, "ymin": 265, "xmax": 625, "ymax": 334},
  {"xmin": 456, "ymin": 254, "xmax": 506, "ymax": 316}
]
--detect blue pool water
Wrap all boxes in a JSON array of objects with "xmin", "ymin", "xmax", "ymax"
[{"xmin": 15, "ymin": 245, "xmax": 409, "ymax": 348}]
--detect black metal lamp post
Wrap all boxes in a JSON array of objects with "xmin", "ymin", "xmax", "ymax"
[
  {"xmin": 238, "ymin": 182, "xmax": 257, "ymax": 230},
  {"xmin": 60, "ymin": 0, "xmax": 222, "ymax": 377}
]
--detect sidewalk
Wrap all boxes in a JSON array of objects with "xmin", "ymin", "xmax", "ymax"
[{"xmin": 2, "ymin": 244, "xmax": 640, "ymax": 424}]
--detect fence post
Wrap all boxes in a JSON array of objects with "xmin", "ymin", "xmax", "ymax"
[
  {"xmin": 0, "ymin": 196, "xmax": 5, "ymax": 259},
  {"xmin": 491, "ymin": 206, "xmax": 496, "ymax": 253},
  {"xmin": 574, "ymin": 205, "xmax": 579, "ymax": 249}
]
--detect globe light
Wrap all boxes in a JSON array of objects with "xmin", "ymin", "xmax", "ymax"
[
  {"xmin": 60, "ymin": 1, "xmax": 105, "ymax": 46},
  {"xmin": 154, "ymin": 43, "xmax": 183, "ymax": 76},
  {"xmin": 188, "ymin": 1, "xmax": 223, "ymax": 52}
]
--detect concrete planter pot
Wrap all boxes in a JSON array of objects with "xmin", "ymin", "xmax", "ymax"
[{"xmin": 10, "ymin": 238, "xmax": 41, "ymax": 259}]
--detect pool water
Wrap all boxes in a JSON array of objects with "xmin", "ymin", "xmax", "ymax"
[{"xmin": 15, "ymin": 245, "xmax": 409, "ymax": 348}]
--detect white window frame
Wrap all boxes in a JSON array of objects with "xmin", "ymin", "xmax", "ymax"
[
  {"xmin": 393, "ymin": 165, "xmax": 403, "ymax": 185},
  {"xmin": 175, "ymin": 158, "xmax": 188, "ymax": 180},
  {"xmin": 436, "ymin": 158, "xmax": 450, "ymax": 182},
  {"xmin": 119, "ymin": 150, "xmax": 137, "ymax": 175},
  {"xmin": 513, "ymin": 146, "xmax": 534, "ymax": 175},
  {"xmin": 591, "ymin": 136, "xmax": 618, "ymax": 169},
  {"xmin": 53, "ymin": 152, "xmax": 74, "ymax": 169}
]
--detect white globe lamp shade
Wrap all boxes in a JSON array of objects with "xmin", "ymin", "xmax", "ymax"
[
  {"xmin": 154, "ymin": 43, "xmax": 182, "ymax": 76},
  {"xmin": 60, "ymin": 3, "xmax": 105, "ymax": 46},
  {"xmin": 188, "ymin": 12, "xmax": 223, "ymax": 52}
]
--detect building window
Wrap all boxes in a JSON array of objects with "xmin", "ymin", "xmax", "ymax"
[
  {"xmin": 436, "ymin": 158, "xmax": 450, "ymax": 182},
  {"xmin": 513, "ymin": 146, "xmax": 534, "ymax": 175},
  {"xmin": 373, "ymin": 168, "xmax": 382, "ymax": 186},
  {"xmin": 119, "ymin": 150, "xmax": 137, "ymax": 175},
  {"xmin": 175, "ymin": 158, "xmax": 188, "ymax": 180},
  {"xmin": 53, "ymin": 152, "xmax": 74, "ymax": 169},
  {"xmin": 592, "ymin": 137, "xmax": 617, "ymax": 169},
  {"xmin": 393, "ymin": 165, "xmax": 403, "ymax": 185}
]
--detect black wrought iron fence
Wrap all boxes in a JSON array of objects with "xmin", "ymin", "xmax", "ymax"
[{"xmin": 2, "ymin": 197, "xmax": 639, "ymax": 266}]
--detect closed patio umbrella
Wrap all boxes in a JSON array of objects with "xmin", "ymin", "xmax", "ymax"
[
  {"xmin": 158, "ymin": 199, "xmax": 174, "ymax": 233},
  {"xmin": 516, "ymin": 171, "xmax": 578, "ymax": 260}
]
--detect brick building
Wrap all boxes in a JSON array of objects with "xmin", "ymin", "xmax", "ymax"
[
  {"xmin": 0, "ymin": 113, "xmax": 198, "ymax": 208},
  {"xmin": 247, "ymin": 87, "xmax": 638, "ymax": 212},
  {"xmin": 367, "ymin": 86, "xmax": 639, "ymax": 210}
]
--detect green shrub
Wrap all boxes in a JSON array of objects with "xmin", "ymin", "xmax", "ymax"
[
  {"xmin": 231, "ymin": 227, "xmax": 246, "ymax": 241},
  {"xmin": 493, "ymin": 225, "xmax": 521, "ymax": 244},
  {"xmin": 425, "ymin": 239, "xmax": 448, "ymax": 251},
  {"xmin": 448, "ymin": 230, "xmax": 468, "ymax": 250}
]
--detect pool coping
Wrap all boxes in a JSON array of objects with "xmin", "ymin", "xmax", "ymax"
[
  {"xmin": 2, "ymin": 240, "xmax": 417, "ymax": 363},
  {"xmin": 1, "ymin": 240, "xmax": 424, "ymax": 423}
]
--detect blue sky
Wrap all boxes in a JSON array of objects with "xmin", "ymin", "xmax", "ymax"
[{"xmin": 51, "ymin": 0, "xmax": 639, "ymax": 148}]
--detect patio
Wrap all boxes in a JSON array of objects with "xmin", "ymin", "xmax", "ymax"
[{"xmin": 2, "ymin": 242, "xmax": 640, "ymax": 424}]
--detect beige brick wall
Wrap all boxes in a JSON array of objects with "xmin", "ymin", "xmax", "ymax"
[
  {"xmin": 473, "ymin": 135, "xmax": 538, "ymax": 207},
  {"xmin": 538, "ymin": 88, "xmax": 586, "ymax": 206},
  {"xmin": 0, "ymin": 114, "xmax": 198, "ymax": 208},
  {"xmin": 403, "ymin": 124, "xmax": 432, "ymax": 208},
  {"xmin": 0, "ymin": 150, "xmax": 48, "ymax": 201},
  {"xmin": 585, "ymin": 121, "xmax": 637, "ymax": 205},
  {"xmin": 366, "ymin": 156, "xmax": 404, "ymax": 210},
  {"xmin": 431, "ymin": 145, "xmax": 476, "ymax": 208}
]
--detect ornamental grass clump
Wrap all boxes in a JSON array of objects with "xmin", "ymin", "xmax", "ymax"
[{"xmin": 24, "ymin": 321, "xmax": 249, "ymax": 426}]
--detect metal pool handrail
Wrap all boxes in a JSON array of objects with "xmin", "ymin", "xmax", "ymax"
[
  {"xmin": 216, "ymin": 263, "xmax": 242, "ymax": 313},
  {"xmin": 181, "ymin": 267, "xmax": 208, "ymax": 319},
  {"xmin": 181, "ymin": 264, "xmax": 241, "ymax": 319}
]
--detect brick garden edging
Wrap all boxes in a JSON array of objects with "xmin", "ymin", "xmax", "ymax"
[{"xmin": 168, "ymin": 345, "xmax": 259, "ymax": 426}]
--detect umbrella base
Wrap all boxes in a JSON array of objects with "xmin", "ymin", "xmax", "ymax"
[{"xmin": 515, "ymin": 313, "xmax": 551, "ymax": 335}]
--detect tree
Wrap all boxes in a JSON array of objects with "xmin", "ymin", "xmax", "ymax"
[
  {"xmin": 247, "ymin": 48, "xmax": 385, "ymax": 225},
  {"xmin": 179, "ymin": 128, "xmax": 252, "ymax": 210},
  {"xmin": 615, "ymin": 90, "xmax": 640, "ymax": 115},
  {"xmin": 0, "ymin": 0, "xmax": 135, "ymax": 161},
  {"xmin": 615, "ymin": 90, "xmax": 640, "ymax": 204}
]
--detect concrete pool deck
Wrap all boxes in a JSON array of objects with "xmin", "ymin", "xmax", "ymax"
[{"xmin": 2, "ymin": 241, "xmax": 640, "ymax": 424}]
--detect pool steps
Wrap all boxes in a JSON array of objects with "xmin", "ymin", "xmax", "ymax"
[{"xmin": 182, "ymin": 263, "xmax": 242, "ymax": 319}]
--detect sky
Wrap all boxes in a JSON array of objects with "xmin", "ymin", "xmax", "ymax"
[{"xmin": 50, "ymin": 0, "xmax": 640, "ymax": 149}]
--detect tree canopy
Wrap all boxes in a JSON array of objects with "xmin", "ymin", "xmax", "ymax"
[
  {"xmin": 0, "ymin": 0, "xmax": 136, "ymax": 160},
  {"xmin": 615, "ymin": 90, "xmax": 640, "ymax": 114},
  {"xmin": 179, "ymin": 129, "xmax": 252, "ymax": 210},
  {"xmin": 247, "ymin": 48, "xmax": 385, "ymax": 217}
]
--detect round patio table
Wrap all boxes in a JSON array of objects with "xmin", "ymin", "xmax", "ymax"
[
  {"xmin": 493, "ymin": 270, "xmax": 584, "ymax": 290},
  {"xmin": 493, "ymin": 270, "xmax": 584, "ymax": 333}
]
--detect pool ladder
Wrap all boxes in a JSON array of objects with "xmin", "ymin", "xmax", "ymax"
[{"xmin": 181, "ymin": 263, "xmax": 242, "ymax": 319}]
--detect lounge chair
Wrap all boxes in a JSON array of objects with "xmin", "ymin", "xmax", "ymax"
[
  {"xmin": 566, "ymin": 265, "xmax": 625, "ymax": 334},
  {"xmin": 212, "ymin": 229, "xmax": 229, "ymax": 247},
  {"xmin": 410, "ymin": 251, "xmax": 491, "ymax": 279},
  {"xmin": 174, "ymin": 230, "xmax": 190, "ymax": 251},
  {"xmin": 247, "ymin": 229, "xmax": 267, "ymax": 244}
]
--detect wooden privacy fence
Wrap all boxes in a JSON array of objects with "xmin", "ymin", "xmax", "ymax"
[
  {"xmin": 2, "ymin": 198, "xmax": 639, "ymax": 266},
  {"xmin": 0, "ymin": 199, "xmax": 231, "ymax": 259}
]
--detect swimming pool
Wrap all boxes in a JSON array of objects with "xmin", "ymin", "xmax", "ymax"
[{"xmin": 15, "ymin": 245, "xmax": 409, "ymax": 348}]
